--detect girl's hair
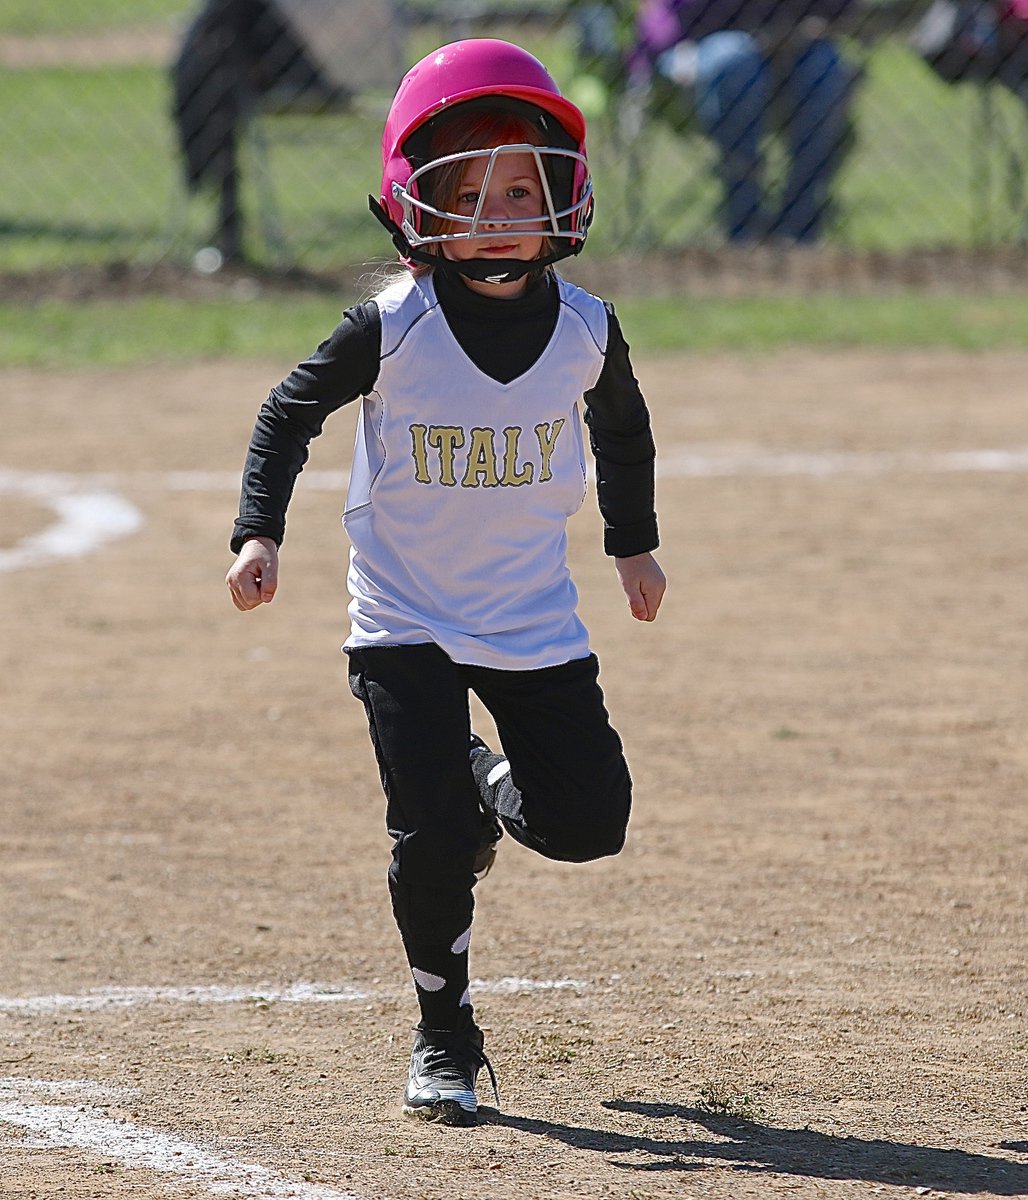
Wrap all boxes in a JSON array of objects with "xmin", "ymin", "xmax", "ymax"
[{"xmin": 410, "ymin": 104, "xmax": 556, "ymax": 275}]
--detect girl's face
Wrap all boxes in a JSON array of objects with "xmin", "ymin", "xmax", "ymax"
[{"xmin": 441, "ymin": 147, "xmax": 546, "ymax": 298}]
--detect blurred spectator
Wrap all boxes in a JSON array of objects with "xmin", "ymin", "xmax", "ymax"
[
  {"xmin": 913, "ymin": 0, "xmax": 1028, "ymax": 102},
  {"xmin": 629, "ymin": 0, "xmax": 862, "ymax": 242},
  {"xmin": 171, "ymin": 0, "xmax": 349, "ymax": 261},
  {"xmin": 997, "ymin": 0, "xmax": 1028, "ymax": 99}
]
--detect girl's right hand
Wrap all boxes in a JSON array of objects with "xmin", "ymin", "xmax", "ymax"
[
  {"xmin": 226, "ymin": 536, "xmax": 279, "ymax": 611},
  {"xmin": 614, "ymin": 551, "xmax": 666, "ymax": 623}
]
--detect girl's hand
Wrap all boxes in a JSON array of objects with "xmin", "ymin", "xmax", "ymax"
[
  {"xmin": 615, "ymin": 552, "xmax": 666, "ymax": 623},
  {"xmin": 226, "ymin": 536, "xmax": 279, "ymax": 611}
]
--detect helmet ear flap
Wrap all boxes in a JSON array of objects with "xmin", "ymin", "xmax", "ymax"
[{"xmin": 381, "ymin": 147, "xmax": 413, "ymax": 230}]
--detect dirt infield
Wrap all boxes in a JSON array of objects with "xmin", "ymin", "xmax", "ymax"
[{"xmin": 2, "ymin": 347, "xmax": 1027, "ymax": 1200}]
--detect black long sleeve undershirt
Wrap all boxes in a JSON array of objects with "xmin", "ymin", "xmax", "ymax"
[{"xmin": 231, "ymin": 272, "xmax": 659, "ymax": 557}]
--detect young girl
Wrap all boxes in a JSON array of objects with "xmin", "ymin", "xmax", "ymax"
[{"xmin": 226, "ymin": 38, "xmax": 666, "ymax": 1126}]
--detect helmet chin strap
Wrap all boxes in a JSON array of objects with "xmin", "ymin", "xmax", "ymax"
[{"xmin": 369, "ymin": 195, "xmax": 581, "ymax": 285}]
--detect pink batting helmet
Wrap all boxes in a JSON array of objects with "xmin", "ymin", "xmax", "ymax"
[{"xmin": 376, "ymin": 39, "xmax": 593, "ymax": 263}]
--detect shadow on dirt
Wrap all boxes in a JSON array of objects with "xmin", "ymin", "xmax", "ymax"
[{"xmin": 481, "ymin": 1099, "xmax": 1028, "ymax": 1195}]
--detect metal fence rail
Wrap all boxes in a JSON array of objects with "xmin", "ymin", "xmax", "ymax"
[{"xmin": 2, "ymin": 0, "xmax": 1027, "ymax": 280}]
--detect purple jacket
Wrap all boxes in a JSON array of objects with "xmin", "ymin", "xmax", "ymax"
[{"xmin": 632, "ymin": 0, "xmax": 857, "ymax": 67}]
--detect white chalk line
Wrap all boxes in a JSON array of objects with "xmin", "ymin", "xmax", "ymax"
[
  {"xmin": 0, "ymin": 976, "xmax": 587, "ymax": 1196},
  {"xmin": 0, "ymin": 1077, "xmax": 359, "ymax": 1200},
  {"xmin": 5, "ymin": 446, "xmax": 1028, "ymax": 572},
  {"xmin": 0, "ymin": 976, "xmax": 588, "ymax": 1015},
  {"xmin": 0, "ymin": 468, "xmax": 144, "ymax": 572},
  {"xmin": 657, "ymin": 444, "xmax": 1028, "ymax": 478}
]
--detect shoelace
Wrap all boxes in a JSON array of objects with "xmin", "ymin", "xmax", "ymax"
[{"xmin": 478, "ymin": 1047, "xmax": 500, "ymax": 1105}]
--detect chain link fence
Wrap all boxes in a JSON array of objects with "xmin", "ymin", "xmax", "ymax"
[{"xmin": 2, "ymin": 0, "xmax": 1027, "ymax": 283}]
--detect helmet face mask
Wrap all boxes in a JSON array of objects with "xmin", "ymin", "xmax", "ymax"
[
  {"xmin": 395, "ymin": 143, "xmax": 593, "ymax": 250},
  {"xmin": 373, "ymin": 39, "xmax": 593, "ymax": 281}
]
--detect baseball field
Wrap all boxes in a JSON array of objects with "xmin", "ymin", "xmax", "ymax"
[{"xmin": 2, "ymin": 287, "xmax": 1027, "ymax": 1199}]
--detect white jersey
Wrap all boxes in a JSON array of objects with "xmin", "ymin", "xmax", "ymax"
[{"xmin": 342, "ymin": 272, "xmax": 608, "ymax": 670}]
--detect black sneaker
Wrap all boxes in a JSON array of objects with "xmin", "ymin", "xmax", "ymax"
[
  {"xmin": 402, "ymin": 1018, "xmax": 498, "ymax": 1125},
  {"xmin": 470, "ymin": 734, "xmax": 503, "ymax": 879}
]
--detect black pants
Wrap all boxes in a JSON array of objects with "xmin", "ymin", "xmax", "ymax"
[{"xmin": 347, "ymin": 643, "xmax": 631, "ymax": 1030}]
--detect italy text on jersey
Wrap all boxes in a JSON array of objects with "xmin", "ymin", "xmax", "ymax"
[{"xmin": 408, "ymin": 420, "xmax": 565, "ymax": 488}]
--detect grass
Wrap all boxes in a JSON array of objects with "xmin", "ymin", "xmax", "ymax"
[
  {"xmin": 618, "ymin": 292, "xmax": 1028, "ymax": 352},
  {"xmin": 0, "ymin": 66, "xmax": 183, "ymax": 270},
  {"xmin": 0, "ymin": 0, "xmax": 192, "ymax": 36},
  {"xmin": 1, "ymin": 289, "xmax": 1026, "ymax": 369},
  {"xmin": 0, "ymin": 0, "xmax": 555, "ymax": 35},
  {"xmin": 696, "ymin": 1078, "xmax": 769, "ymax": 1121}
]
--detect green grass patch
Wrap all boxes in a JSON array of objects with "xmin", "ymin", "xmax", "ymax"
[
  {"xmin": 621, "ymin": 292, "xmax": 1028, "ymax": 352},
  {"xmin": 0, "ymin": 0, "xmax": 192, "ymax": 36},
  {"xmin": 0, "ymin": 294, "xmax": 349, "ymax": 367},
  {"xmin": 0, "ymin": 66, "xmax": 183, "ymax": 270},
  {"xmin": 2, "ymin": 290, "xmax": 1025, "ymax": 369},
  {"xmin": 0, "ymin": 62, "xmax": 390, "ymax": 271}
]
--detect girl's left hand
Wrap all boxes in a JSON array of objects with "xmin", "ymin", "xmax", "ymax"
[{"xmin": 614, "ymin": 552, "xmax": 667, "ymax": 622}]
